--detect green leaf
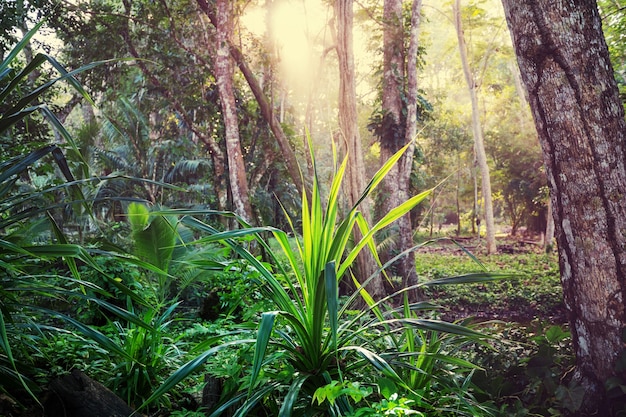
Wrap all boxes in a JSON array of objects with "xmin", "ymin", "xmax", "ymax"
[
  {"xmin": 140, "ymin": 339, "xmax": 255, "ymax": 411},
  {"xmin": 0, "ymin": 21, "xmax": 45, "ymax": 74},
  {"xmin": 249, "ymin": 312, "xmax": 277, "ymax": 396},
  {"xmin": 325, "ymin": 262, "xmax": 339, "ymax": 350},
  {"xmin": 279, "ymin": 374, "xmax": 309, "ymax": 417},
  {"xmin": 378, "ymin": 377, "xmax": 398, "ymax": 400}
]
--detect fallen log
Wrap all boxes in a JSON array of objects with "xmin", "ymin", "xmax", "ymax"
[{"xmin": 48, "ymin": 370, "xmax": 141, "ymax": 417}]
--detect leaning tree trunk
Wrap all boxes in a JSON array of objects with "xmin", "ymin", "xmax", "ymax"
[
  {"xmin": 453, "ymin": 0, "xmax": 497, "ymax": 254},
  {"xmin": 335, "ymin": 0, "xmax": 383, "ymax": 300},
  {"xmin": 214, "ymin": 0, "xmax": 252, "ymax": 221},
  {"xmin": 502, "ymin": 0, "xmax": 626, "ymax": 412}
]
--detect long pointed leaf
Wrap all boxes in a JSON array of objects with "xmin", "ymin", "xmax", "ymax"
[
  {"xmin": 139, "ymin": 339, "xmax": 255, "ymax": 411},
  {"xmin": 279, "ymin": 375, "xmax": 309, "ymax": 417},
  {"xmin": 248, "ymin": 312, "xmax": 277, "ymax": 396}
]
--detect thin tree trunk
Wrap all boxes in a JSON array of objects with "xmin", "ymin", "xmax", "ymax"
[
  {"xmin": 118, "ymin": 1, "xmax": 228, "ymax": 212},
  {"xmin": 454, "ymin": 0, "xmax": 496, "ymax": 254},
  {"xmin": 456, "ymin": 154, "xmax": 462, "ymax": 236},
  {"xmin": 335, "ymin": 0, "xmax": 383, "ymax": 300},
  {"xmin": 399, "ymin": 0, "xmax": 423, "ymax": 296},
  {"xmin": 214, "ymin": 0, "xmax": 252, "ymax": 221},
  {"xmin": 502, "ymin": 0, "xmax": 626, "ymax": 412},
  {"xmin": 196, "ymin": 0, "xmax": 308, "ymax": 201}
]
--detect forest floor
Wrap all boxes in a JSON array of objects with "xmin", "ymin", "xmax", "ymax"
[{"xmin": 413, "ymin": 232, "xmax": 566, "ymax": 325}]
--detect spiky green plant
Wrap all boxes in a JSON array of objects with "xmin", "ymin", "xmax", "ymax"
[
  {"xmin": 141, "ymin": 142, "xmax": 505, "ymax": 416},
  {"xmin": 0, "ymin": 23, "xmax": 171, "ymax": 409}
]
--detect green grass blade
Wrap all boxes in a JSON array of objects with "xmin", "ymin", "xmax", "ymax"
[
  {"xmin": 0, "ymin": 20, "xmax": 45, "ymax": 74},
  {"xmin": 424, "ymin": 273, "xmax": 512, "ymax": 286},
  {"xmin": 341, "ymin": 345, "xmax": 406, "ymax": 388},
  {"xmin": 339, "ymin": 189, "xmax": 432, "ymax": 278},
  {"xmin": 36, "ymin": 307, "xmax": 133, "ymax": 361},
  {"xmin": 248, "ymin": 312, "xmax": 277, "ymax": 396},
  {"xmin": 0, "ymin": 309, "xmax": 41, "ymax": 405},
  {"xmin": 139, "ymin": 339, "xmax": 255, "ymax": 411},
  {"xmin": 0, "ymin": 145, "xmax": 57, "ymax": 184},
  {"xmin": 279, "ymin": 374, "xmax": 309, "ymax": 417},
  {"xmin": 353, "ymin": 142, "xmax": 411, "ymax": 208},
  {"xmin": 0, "ymin": 54, "xmax": 48, "ymax": 104},
  {"xmin": 376, "ymin": 318, "xmax": 487, "ymax": 338},
  {"xmin": 325, "ymin": 262, "xmax": 338, "ymax": 351}
]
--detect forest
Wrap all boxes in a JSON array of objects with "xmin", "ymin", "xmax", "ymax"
[{"xmin": 1, "ymin": 0, "xmax": 626, "ymax": 416}]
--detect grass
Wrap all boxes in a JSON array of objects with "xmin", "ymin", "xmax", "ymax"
[{"xmin": 413, "ymin": 242, "xmax": 563, "ymax": 323}]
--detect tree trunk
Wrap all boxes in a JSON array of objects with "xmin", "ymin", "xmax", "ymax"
[
  {"xmin": 400, "ymin": 0, "xmax": 423, "ymax": 296},
  {"xmin": 502, "ymin": 0, "xmax": 626, "ymax": 412},
  {"xmin": 196, "ymin": 0, "xmax": 308, "ymax": 201},
  {"xmin": 214, "ymin": 0, "xmax": 252, "ymax": 221},
  {"xmin": 544, "ymin": 197, "xmax": 555, "ymax": 253},
  {"xmin": 454, "ymin": 0, "xmax": 497, "ymax": 254},
  {"xmin": 378, "ymin": 0, "xmax": 422, "ymax": 299},
  {"xmin": 335, "ymin": 0, "xmax": 383, "ymax": 300}
]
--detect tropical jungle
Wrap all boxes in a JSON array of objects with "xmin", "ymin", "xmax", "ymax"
[{"xmin": 1, "ymin": 0, "xmax": 625, "ymax": 416}]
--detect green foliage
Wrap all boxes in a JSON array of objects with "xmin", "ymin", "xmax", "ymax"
[
  {"xmin": 137, "ymin": 142, "xmax": 509, "ymax": 416},
  {"xmin": 599, "ymin": 1, "xmax": 626, "ymax": 107},
  {"xmin": 416, "ymin": 250, "xmax": 563, "ymax": 320},
  {"xmin": 471, "ymin": 322, "xmax": 575, "ymax": 416},
  {"xmin": 105, "ymin": 303, "xmax": 187, "ymax": 409},
  {"xmin": 0, "ymin": 23, "xmax": 96, "ymax": 401}
]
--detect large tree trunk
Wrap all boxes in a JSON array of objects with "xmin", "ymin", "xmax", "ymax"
[
  {"xmin": 502, "ymin": 0, "xmax": 626, "ymax": 412},
  {"xmin": 379, "ymin": 0, "xmax": 423, "ymax": 298},
  {"xmin": 335, "ymin": 0, "xmax": 383, "ymax": 300},
  {"xmin": 453, "ymin": 0, "xmax": 497, "ymax": 254},
  {"xmin": 214, "ymin": 0, "xmax": 252, "ymax": 221}
]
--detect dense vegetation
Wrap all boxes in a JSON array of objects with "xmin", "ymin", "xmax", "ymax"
[{"xmin": 2, "ymin": 0, "xmax": 626, "ymax": 416}]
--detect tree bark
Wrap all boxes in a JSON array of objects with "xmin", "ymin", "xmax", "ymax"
[
  {"xmin": 544, "ymin": 197, "xmax": 555, "ymax": 253},
  {"xmin": 502, "ymin": 0, "xmax": 626, "ymax": 412},
  {"xmin": 453, "ymin": 0, "xmax": 497, "ymax": 254},
  {"xmin": 379, "ymin": 0, "xmax": 404, "ymax": 291},
  {"xmin": 379, "ymin": 0, "xmax": 423, "ymax": 298},
  {"xmin": 214, "ymin": 0, "xmax": 252, "ymax": 221},
  {"xmin": 334, "ymin": 0, "xmax": 383, "ymax": 300},
  {"xmin": 196, "ymin": 0, "xmax": 308, "ymax": 201}
]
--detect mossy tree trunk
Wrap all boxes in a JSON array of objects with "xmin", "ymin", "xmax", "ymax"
[{"xmin": 502, "ymin": 0, "xmax": 626, "ymax": 412}]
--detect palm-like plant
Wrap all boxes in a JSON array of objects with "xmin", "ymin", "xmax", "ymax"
[
  {"xmin": 142, "ymin": 142, "xmax": 504, "ymax": 416},
  {"xmin": 0, "ymin": 23, "xmax": 165, "ymax": 408}
]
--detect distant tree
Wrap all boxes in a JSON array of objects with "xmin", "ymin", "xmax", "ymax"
[
  {"xmin": 453, "ymin": 0, "xmax": 496, "ymax": 253},
  {"xmin": 213, "ymin": 0, "xmax": 252, "ymax": 221},
  {"xmin": 503, "ymin": 0, "xmax": 626, "ymax": 412},
  {"xmin": 334, "ymin": 0, "xmax": 384, "ymax": 299},
  {"xmin": 375, "ymin": 0, "xmax": 424, "ymax": 297}
]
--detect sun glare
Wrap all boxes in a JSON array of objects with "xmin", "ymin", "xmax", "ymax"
[
  {"xmin": 271, "ymin": 2, "xmax": 315, "ymax": 87},
  {"xmin": 243, "ymin": 1, "xmax": 327, "ymax": 91}
]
